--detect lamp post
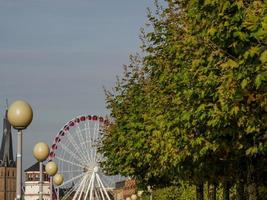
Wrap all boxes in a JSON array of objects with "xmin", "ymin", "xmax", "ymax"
[
  {"xmin": 7, "ymin": 100, "xmax": 33, "ymax": 200},
  {"xmin": 33, "ymin": 142, "xmax": 50, "ymax": 200},
  {"xmin": 45, "ymin": 161, "xmax": 58, "ymax": 200}
]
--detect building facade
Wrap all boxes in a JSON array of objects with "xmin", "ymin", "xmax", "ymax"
[
  {"xmin": 24, "ymin": 162, "xmax": 50, "ymax": 200},
  {"xmin": 0, "ymin": 110, "xmax": 16, "ymax": 200},
  {"xmin": 113, "ymin": 179, "xmax": 136, "ymax": 200}
]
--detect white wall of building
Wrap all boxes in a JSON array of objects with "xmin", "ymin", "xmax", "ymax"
[{"xmin": 24, "ymin": 181, "xmax": 50, "ymax": 200}]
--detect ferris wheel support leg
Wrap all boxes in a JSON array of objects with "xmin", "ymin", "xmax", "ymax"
[
  {"xmin": 89, "ymin": 173, "xmax": 96, "ymax": 200},
  {"xmin": 95, "ymin": 189, "xmax": 101, "ymax": 199},
  {"xmin": 96, "ymin": 174, "xmax": 111, "ymax": 200},
  {"xmin": 84, "ymin": 174, "xmax": 93, "ymax": 200},
  {"xmin": 61, "ymin": 182, "xmax": 78, "ymax": 200},
  {"xmin": 77, "ymin": 175, "xmax": 89, "ymax": 200},
  {"xmin": 95, "ymin": 174, "xmax": 106, "ymax": 200},
  {"xmin": 73, "ymin": 174, "xmax": 87, "ymax": 200},
  {"xmin": 72, "ymin": 183, "xmax": 81, "ymax": 200}
]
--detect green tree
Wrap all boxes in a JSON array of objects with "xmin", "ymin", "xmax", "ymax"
[{"xmin": 100, "ymin": 1, "xmax": 267, "ymax": 199}]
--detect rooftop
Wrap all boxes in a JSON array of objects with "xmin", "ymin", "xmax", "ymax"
[{"xmin": 25, "ymin": 162, "xmax": 45, "ymax": 172}]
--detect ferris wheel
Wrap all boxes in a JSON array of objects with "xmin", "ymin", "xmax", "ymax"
[{"xmin": 49, "ymin": 115, "xmax": 123, "ymax": 200}]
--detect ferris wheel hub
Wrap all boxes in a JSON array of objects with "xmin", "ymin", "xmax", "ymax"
[{"xmin": 93, "ymin": 166, "xmax": 99, "ymax": 172}]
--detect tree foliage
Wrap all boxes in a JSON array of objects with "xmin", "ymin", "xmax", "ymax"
[{"xmin": 99, "ymin": 0, "xmax": 267, "ymax": 198}]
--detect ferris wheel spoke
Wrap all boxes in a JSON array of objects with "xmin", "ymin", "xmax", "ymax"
[
  {"xmin": 56, "ymin": 155, "xmax": 85, "ymax": 169},
  {"xmin": 77, "ymin": 174, "xmax": 91, "ymax": 200},
  {"xmin": 59, "ymin": 169, "xmax": 84, "ymax": 174},
  {"xmin": 87, "ymin": 146, "xmax": 100, "ymax": 165},
  {"xmin": 83, "ymin": 128, "xmax": 94, "ymax": 162},
  {"xmin": 61, "ymin": 180, "xmax": 80, "ymax": 200},
  {"xmin": 65, "ymin": 130, "xmax": 89, "ymax": 164},
  {"xmin": 58, "ymin": 142, "xmax": 87, "ymax": 166},
  {"xmin": 85, "ymin": 121, "xmax": 94, "ymax": 162},
  {"xmin": 96, "ymin": 188, "xmax": 103, "ymax": 200},
  {"xmin": 73, "ymin": 173, "xmax": 88, "ymax": 200},
  {"xmin": 84, "ymin": 171, "xmax": 94, "ymax": 200},
  {"xmin": 89, "ymin": 123, "xmax": 97, "ymax": 161},
  {"xmin": 68, "ymin": 131, "xmax": 89, "ymax": 163},
  {"xmin": 77, "ymin": 125, "xmax": 92, "ymax": 163},
  {"xmin": 76, "ymin": 126, "xmax": 89, "ymax": 163},
  {"xmin": 96, "ymin": 173, "xmax": 111, "ymax": 200},
  {"xmin": 61, "ymin": 177, "xmax": 81, "ymax": 200},
  {"xmin": 60, "ymin": 173, "xmax": 85, "ymax": 188},
  {"xmin": 94, "ymin": 122, "xmax": 100, "ymax": 144},
  {"xmin": 92, "ymin": 122, "xmax": 99, "ymax": 162},
  {"xmin": 89, "ymin": 172, "xmax": 96, "ymax": 200},
  {"xmin": 63, "ymin": 134, "xmax": 86, "ymax": 164}
]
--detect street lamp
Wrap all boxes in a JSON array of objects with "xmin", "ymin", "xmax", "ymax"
[
  {"xmin": 8, "ymin": 100, "xmax": 33, "ymax": 200},
  {"xmin": 45, "ymin": 161, "xmax": 58, "ymax": 176},
  {"xmin": 53, "ymin": 174, "xmax": 64, "ymax": 200},
  {"xmin": 131, "ymin": 194, "xmax": 138, "ymax": 200},
  {"xmin": 33, "ymin": 142, "xmax": 50, "ymax": 200},
  {"xmin": 137, "ymin": 190, "xmax": 144, "ymax": 200},
  {"xmin": 45, "ymin": 161, "xmax": 58, "ymax": 200},
  {"xmin": 53, "ymin": 174, "xmax": 64, "ymax": 186}
]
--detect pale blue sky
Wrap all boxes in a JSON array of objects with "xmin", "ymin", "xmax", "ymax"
[{"xmin": 0, "ymin": 0, "xmax": 154, "ymax": 170}]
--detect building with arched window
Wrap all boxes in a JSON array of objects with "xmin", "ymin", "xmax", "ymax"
[{"xmin": 24, "ymin": 162, "xmax": 50, "ymax": 200}]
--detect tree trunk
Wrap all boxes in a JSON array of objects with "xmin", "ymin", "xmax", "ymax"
[
  {"xmin": 247, "ymin": 164, "xmax": 257, "ymax": 200},
  {"xmin": 208, "ymin": 182, "xmax": 216, "ymax": 200},
  {"xmin": 223, "ymin": 181, "xmax": 230, "ymax": 200},
  {"xmin": 247, "ymin": 183, "xmax": 257, "ymax": 200},
  {"xmin": 196, "ymin": 183, "xmax": 204, "ymax": 200},
  {"xmin": 236, "ymin": 178, "xmax": 245, "ymax": 200}
]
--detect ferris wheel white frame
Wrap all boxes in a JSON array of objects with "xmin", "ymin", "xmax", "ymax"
[{"xmin": 49, "ymin": 115, "xmax": 117, "ymax": 200}]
